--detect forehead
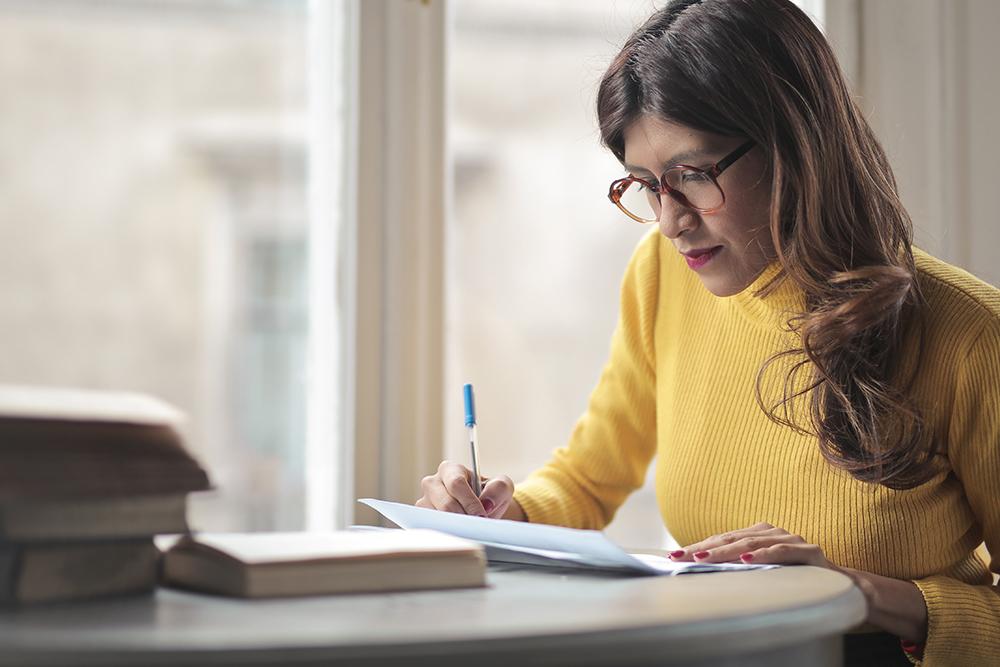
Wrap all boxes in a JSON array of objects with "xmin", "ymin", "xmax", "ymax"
[{"xmin": 622, "ymin": 115, "xmax": 725, "ymax": 171}]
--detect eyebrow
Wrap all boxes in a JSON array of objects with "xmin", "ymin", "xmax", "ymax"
[{"xmin": 624, "ymin": 149, "xmax": 710, "ymax": 175}]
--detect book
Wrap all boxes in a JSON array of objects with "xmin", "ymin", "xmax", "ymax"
[
  {"xmin": 0, "ymin": 385, "xmax": 210, "ymax": 501},
  {"xmin": 0, "ymin": 539, "xmax": 159, "ymax": 605},
  {"xmin": 359, "ymin": 499, "xmax": 781, "ymax": 576},
  {"xmin": 0, "ymin": 494, "xmax": 188, "ymax": 541},
  {"xmin": 161, "ymin": 530, "xmax": 487, "ymax": 598},
  {"xmin": 0, "ymin": 386, "xmax": 210, "ymax": 605}
]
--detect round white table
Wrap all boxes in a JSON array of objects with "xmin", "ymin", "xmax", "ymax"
[{"xmin": 0, "ymin": 563, "xmax": 866, "ymax": 666}]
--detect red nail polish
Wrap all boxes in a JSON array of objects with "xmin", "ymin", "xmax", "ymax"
[
  {"xmin": 694, "ymin": 550, "xmax": 710, "ymax": 559},
  {"xmin": 740, "ymin": 553, "xmax": 754, "ymax": 562},
  {"xmin": 670, "ymin": 550, "xmax": 685, "ymax": 558},
  {"xmin": 481, "ymin": 499, "xmax": 495, "ymax": 513}
]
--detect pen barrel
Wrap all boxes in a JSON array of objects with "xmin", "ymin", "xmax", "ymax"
[
  {"xmin": 463, "ymin": 384, "xmax": 476, "ymax": 427},
  {"xmin": 467, "ymin": 424, "xmax": 482, "ymax": 497}
]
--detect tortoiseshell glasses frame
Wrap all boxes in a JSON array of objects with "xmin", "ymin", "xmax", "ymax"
[{"xmin": 607, "ymin": 140, "xmax": 756, "ymax": 222}]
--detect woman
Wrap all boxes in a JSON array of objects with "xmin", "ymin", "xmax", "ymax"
[{"xmin": 416, "ymin": 1, "xmax": 1000, "ymax": 664}]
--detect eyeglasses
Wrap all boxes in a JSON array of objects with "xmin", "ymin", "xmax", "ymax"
[{"xmin": 607, "ymin": 140, "xmax": 755, "ymax": 222}]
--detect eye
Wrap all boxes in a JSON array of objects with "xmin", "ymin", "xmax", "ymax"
[
  {"xmin": 634, "ymin": 178, "xmax": 658, "ymax": 193},
  {"xmin": 680, "ymin": 170, "xmax": 711, "ymax": 184}
]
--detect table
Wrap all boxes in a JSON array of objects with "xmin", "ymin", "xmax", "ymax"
[{"xmin": 0, "ymin": 563, "xmax": 866, "ymax": 666}]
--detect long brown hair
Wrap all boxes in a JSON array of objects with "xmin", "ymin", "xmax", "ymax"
[{"xmin": 597, "ymin": 0, "xmax": 934, "ymax": 489}]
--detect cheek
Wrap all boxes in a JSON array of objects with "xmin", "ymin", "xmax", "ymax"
[
  {"xmin": 743, "ymin": 167, "xmax": 774, "ymax": 230},
  {"xmin": 710, "ymin": 211, "xmax": 768, "ymax": 248},
  {"xmin": 725, "ymin": 184, "xmax": 773, "ymax": 248}
]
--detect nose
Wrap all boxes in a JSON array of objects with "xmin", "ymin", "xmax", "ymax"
[{"xmin": 656, "ymin": 192, "xmax": 698, "ymax": 239}]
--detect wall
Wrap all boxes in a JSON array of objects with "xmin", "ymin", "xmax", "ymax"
[{"xmin": 832, "ymin": 0, "xmax": 1000, "ymax": 286}]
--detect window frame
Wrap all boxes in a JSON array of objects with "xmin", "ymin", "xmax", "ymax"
[{"xmin": 351, "ymin": 0, "xmax": 448, "ymax": 525}]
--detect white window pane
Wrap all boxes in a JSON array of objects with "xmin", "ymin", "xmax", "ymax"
[
  {"xmin": 446, "ymin": 0, "xmax": 664, "ymax": 548},
  {"xmin": 793, "ymin": 0, "xmax": 826, "ymax": 29},
  {"xmin": 0, "ymin": 0, "xmax": 346, "ymax": 532}
]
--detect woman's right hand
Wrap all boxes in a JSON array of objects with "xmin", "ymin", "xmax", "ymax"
[{"xmin": 416, "ymin": 460, "xmax": 520, "ymax": 520}]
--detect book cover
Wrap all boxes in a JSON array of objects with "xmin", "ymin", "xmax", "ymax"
[{"xmin": 161, "ymin": 529, "xmax": 487, "ymax": 598}]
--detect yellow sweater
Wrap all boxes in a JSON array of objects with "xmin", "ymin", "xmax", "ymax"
[{"xmin": 513, "ymin": 230, "xmax": 1000, "ymax": 666}]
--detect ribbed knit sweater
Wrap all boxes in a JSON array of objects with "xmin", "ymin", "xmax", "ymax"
[{"xmin": 513, "ymin": 230, "xmax": 1000, "ymax": 666}]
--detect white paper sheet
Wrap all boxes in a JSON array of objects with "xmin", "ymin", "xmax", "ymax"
[{"xmin": 359, "ymin": 499, "xmax": 779, "ymax": 576}]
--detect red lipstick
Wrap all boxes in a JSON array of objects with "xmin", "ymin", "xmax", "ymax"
[{"xmin": 682, "ymin": 246, "xmax": 722, "ymax": 270}]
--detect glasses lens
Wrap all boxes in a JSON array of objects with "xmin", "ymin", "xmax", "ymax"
[
  {"xmin": 664, "ymin": 167, "xmax": 723, "ymax": 211},
  {"xmin": 614, "ymin": 179, "xmax": 658, "ymax": 221}
]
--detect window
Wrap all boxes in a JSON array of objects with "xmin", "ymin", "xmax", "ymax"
[
  {"xmin": 446, "ymin": 0, "xmax": 658, "ymax": 548},
  {"xmin": 446, "ymin": 0, "xmax": 825, "ymax": 549},
  {"xmin": 0, "ymin": 0, "xmax": 354, "ymax": 532}
]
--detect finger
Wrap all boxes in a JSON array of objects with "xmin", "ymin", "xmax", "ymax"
[
  {"xmin": 479, "ymin": 476, "xmax": 514, "ymax": 518},
  {"xmin": 671, "ymin": 524, "xmax": 783, "ymax": 561},
  {"xmin": 440, "ymin": 467, "xmax": 488, "ymax": 516},
  {"xmin": 419, "ymin": 475, "xmax": 436, "ymax": 494},
  {"xmin": 437, "ymin": 459, "xmax": 477, "ymax": 480},
  {"xmin": 740, "ymin": 542, "xmax": 827, "ymax": 567},
  {"xmin": 424, "ymin": 479, "xmax": 472, "ymax": 514},
  {"xmin": 487, "ymin": 499, "xmax": 511, "ymax": 520},
  {"xmin": 690, "ymin": 534, "xmax": 805, "ymax": 563},
  {"xmin": 671, "ymin": 526, "xmax": 784, "ymax": 562}
]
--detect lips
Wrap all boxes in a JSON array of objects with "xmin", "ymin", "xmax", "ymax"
[{"xmin": 682, "ymin": 246, "xmax": 722, "ymax": 270}]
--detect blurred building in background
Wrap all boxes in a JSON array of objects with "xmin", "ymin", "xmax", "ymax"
[
  {"xmin": 446, "ymin": 0, "xmax": 663, "ymax": 548},
  {"xmin": 2, "ymin": 0, "xmax": 995, "ymax": 548},
  {"xmin": 0, "ymin": 0, "xmax": 310, "ymax": 531}
]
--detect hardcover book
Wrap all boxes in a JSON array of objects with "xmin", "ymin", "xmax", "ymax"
[{"xmin": 161, "ymin": 529, "xmax": 487, "ymax": 598}]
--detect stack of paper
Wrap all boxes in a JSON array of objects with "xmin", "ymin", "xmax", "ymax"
[{"xmin": 359, "ymin": 499, "xmax": 779, "ymax": 576}]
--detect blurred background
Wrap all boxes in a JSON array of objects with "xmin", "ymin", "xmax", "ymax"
[
  {"xmin": 0, "ymin": 0, "xmax": 313, "ymax": 531},
  {"xmin": 0, "ymin": 0, "xmax": 996, "ymax": 550}
]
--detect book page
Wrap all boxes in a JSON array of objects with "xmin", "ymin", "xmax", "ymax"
[
  {"xmin": 0, "ymin": 385, "xmax": 184, "ymax": 425},
  {"xmin": 182, "ymin": 530, "xmax": 482, "ymax": 564}
]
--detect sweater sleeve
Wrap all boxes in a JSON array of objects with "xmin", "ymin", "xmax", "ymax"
[
  {"xmin": 512, "ymin": 230, "xmax": 660, "ymax": 529},
  {"xmin": 911, "ymin": 317, "xmax": 1000, "ymax": 665}
]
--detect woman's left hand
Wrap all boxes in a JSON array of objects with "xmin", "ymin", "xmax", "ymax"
[
  {"xmin": 672, "ymin": 521, "xmax": 928, "ymax": 649},
  {"xmin": 670, "ymin": 521, "xmax": 835, "ymax": 568}
]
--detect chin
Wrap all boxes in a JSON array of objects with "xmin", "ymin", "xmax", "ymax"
[{"xmin": 698, "ymin": 274, "xmax": 744, "ymax": 297}]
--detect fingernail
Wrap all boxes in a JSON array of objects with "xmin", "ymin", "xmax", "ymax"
[
  {"xmin": 670, "ymin": 550, "xmax": 685, "ymax": 558},
  {"xmin": 481, "ymin": 499, "xmax": 495, "ymax": 513},
  {"xmin": 740, "ymin": 553, "xmax": 754, "ymax": 562},
  {"xmin": 694, "ymin": 550, "xmax": 710, "ymax": 559}
]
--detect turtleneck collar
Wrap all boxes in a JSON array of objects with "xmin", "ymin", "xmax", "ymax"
[{"xmin": 728, "ymin": 261, "xmax": 805, "ymax": 327}]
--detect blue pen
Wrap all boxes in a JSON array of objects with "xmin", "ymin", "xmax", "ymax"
[{"xmin": 463, "ymin": 383, "xmax": 483, "ymax": 497}]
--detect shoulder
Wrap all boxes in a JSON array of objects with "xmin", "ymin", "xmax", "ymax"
[
  {"xmin": 627, "ymin": 227, "xmax": 664, "ymax": 274},
  {"xmin": 913, "ymin": 247, "xmax": 1000, "ymax": 342},
  {"xmin": 624, "ymin": 227, "xmax": 692, "ymax": 290},
  {"xmin": 617, "ymin": 229, "xmax": 664, "ymax": 322}
]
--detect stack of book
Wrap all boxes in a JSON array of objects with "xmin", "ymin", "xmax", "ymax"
[{"xmin": 0, "ymin": 385, "xmax": 211, "ymax": 605}]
